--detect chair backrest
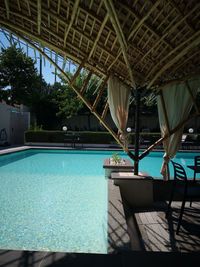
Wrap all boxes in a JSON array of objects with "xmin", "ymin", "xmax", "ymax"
[
  {"xmin": 171, "ymin": 161, "xmax": 187, "ymax": 182},
  {"xmin": 195, "ymin": 156, "xmax": 200, "ymax": 167}
]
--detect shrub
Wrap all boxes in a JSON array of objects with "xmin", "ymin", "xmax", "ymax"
[{"xmin": 25, "ymin": 131, "xmax": 115, "ymax": 144}]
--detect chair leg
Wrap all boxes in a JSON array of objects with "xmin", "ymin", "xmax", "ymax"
[
  {"xmin": 166, "ymin": 189, "xmax": 174, "ymax": 217},
  {"xmin": 176, "ymin": 198, "xmax": 186, "ymax": 235},
  {"xmin": 190, "ymin": 172, "xmax": 196, "ymax": 207}
]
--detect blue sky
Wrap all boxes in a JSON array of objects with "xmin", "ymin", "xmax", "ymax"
[{"xmin": 0, "ymin": 30, "xmax": 76, "ymax": 84}]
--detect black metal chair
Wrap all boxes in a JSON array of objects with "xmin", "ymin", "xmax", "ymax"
[
  {"xmin": 193, "ymin": 156, "xmax": 200, "ymax": 181},
  {"xmin": 167, "ymin": 160, "xmax": 200, "ymax": 234}
]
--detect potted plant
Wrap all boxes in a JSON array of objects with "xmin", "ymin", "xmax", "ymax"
[{"xmin": 110, "ymin": 152, "xmax": 124, "ymax": 165}]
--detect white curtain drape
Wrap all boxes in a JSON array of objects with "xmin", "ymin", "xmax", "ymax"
[
  {"xmin": 108, "ymin": 75, "xmax": 131, "ymax": 148},
  {"xmin": 157, "ymin": 76, "xmax": 200, "ymax": 180}
]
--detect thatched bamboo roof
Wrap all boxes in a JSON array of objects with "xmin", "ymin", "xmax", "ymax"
[{"xmin": 1, "ymin": 0, "xmax": 200, "ymax": 88}]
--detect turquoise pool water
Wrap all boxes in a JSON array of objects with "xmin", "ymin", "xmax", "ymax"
[
  {"xmin": 0, "ymin": 149, "xmax": 199, "ymax": 253},
  {"xmin": 0, "ymin": 149, "xmax": 108, "ymax": 253}
]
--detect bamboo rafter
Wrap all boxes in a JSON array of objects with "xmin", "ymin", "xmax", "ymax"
[
  {"xmin": 37, "ymin": 0, "xmax": 41, "ymax": 35},
  {"xmin": 4, "ymin": 0, "xmax": 9, "ymax": 19},
  {"xmin": 127, "ymin": 0, "xmax": 161, "ymax": 42},
  {"xmin": 92, "ymin": 75, "xmax": 109, "ymax": 111},
  {"xmin": 135, "ymin": 3, "xmax": 200, "ymax": 70},
  {"xmin": 148, "ymin": 31, "xmax": 200, "ymax": 87},
  {"xmin": 80, "ymin": 71, "xmax": 93, "ymax": 94},
  {"xmin": 103, "ymin": 0, "xmax": 135, "ymax": 87},
  {"xmin": 63, "ymin": 0, "xmax": 80, "ymax": 47}
]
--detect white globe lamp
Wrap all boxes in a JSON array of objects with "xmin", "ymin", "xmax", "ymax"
[
  {"xmin": 188, "ymin": 128, "xmax": 194, "ymax": 133},
  {"xmin": 62, "ymin": 126, "xmax": 67, "ymax": 132},
  {"xmin": 127, "ymin": 127, "xmax": 132, "ymax": 133}
]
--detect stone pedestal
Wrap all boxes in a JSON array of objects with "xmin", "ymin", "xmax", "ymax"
[
  {"xmin": 111, "ymin": 172, "xmax": 153, "ymax": 208},
  {"xmin": 103, "ymin": 158, "xmax": 134, "ymax": 178}
]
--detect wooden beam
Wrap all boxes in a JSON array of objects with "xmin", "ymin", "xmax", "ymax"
[
  {"xmin": 63, "ymin": 0, "xmax": 80, "ymax": 47},
  {"xmin": 37, "ymin": 0, "xmax": 41, "ymax": 35},
  {"xmin": 104, "ymin": 0, "xmax": 135, "ymax": 87},
  {"xmin": 148, "ymin": 30, "xmax": 200, "ymax": 87}
]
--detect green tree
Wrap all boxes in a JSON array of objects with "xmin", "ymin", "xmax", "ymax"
[
  {"xmin": 56, "ymin": 71, "xmax": 107, "ymax": 121},
  {"xmin": 0, "ymin": 45, "xmax": 61, "ymax": 129},
  {"xmin": 0, "ymin": 45, "xmax": 41, "ymax": 106}
]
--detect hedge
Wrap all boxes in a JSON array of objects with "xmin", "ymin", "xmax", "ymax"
[
  {"xmin": 24, "ymin": 130, "xmax": 162, "ymax": 144},
  {"xmin": 25, "ymin": 131, "xmax": 114, "ymax": 144}
]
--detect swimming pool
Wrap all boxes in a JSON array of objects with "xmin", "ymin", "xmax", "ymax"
[
  {"xmin": 0, "ymin": 149, "xmax": 108, "ymax": 253},
  {"xmin": 0, "ymin": 149, "xmax": 199, "ymax": 253}
]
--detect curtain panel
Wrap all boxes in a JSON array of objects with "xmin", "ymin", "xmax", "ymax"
[
  {"xmin": 157, "ymin": 76, "xmax": 200, "ymax": 180},
  {"xmin": 108, "ymin": 75, "xmax": 131, "ymax": 148}
]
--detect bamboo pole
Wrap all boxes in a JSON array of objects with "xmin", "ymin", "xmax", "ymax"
[
  {"xmin": 63, "ymin": 0, "xmax": 80, "ymax": 47},
  {"xmin": 37, "ymin": 0, "xmax": 41, "ymax": 35},
  {"xmin": 4, "ymin": 0, "xmax": 10, "ymax": 19},
  {"xmin": 69, "ymin": 58, "xmax": 88, "ymax": 86},
  {"xmin": 134, "ymin": 86, "xmax": 141, "ymax": 175},
  {"xmin": 103, "ymin": 0, "xmax": 135, "ymax": 87},
  {"xmin": 25, "ymin": 0, "xmax": 31, "ymax": 16},
  {"xmin": 88, "ymin": 13, "xmax": 109, "ymax": 60},
  {"xmin": 92, "ymin": 76, "xmax": 109, "ymax": 111},
  {"xmin": 159, "ymin": 91, "xmax": 170, "ymax": 134},
  {"xmin": 101, "ymin": 102, "xmax": 109, "ymax": 120},
  {"xmin": 80, "ymin": 71, "xmax": 93, "ymax": 94}
]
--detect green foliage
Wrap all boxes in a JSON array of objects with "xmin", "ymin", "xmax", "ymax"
[
  {"xmin": 0, "ymin": 45, "xmax": 41, "ymax": 105},
  {"xmin": 0, "ymin": 45, "xmax": 60, "ymax": 129},
  {"xmin": 54, "ymin": 80, "xmax": 83, "ymax": 119},
  {"xmin": 111, "ymin": 153, "xmax": 121, "ymax": 164},
  {"xmin": 29, "ymin": 122, "xmax": 43, "ymax": 131},
  {"xmin": 56, "ymin": 70, "xmax": 107, "ymax": 119}
]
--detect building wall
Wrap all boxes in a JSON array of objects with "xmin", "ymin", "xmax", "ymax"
[
  {"xmin": 67, "ymin": 113, "xmax": 160, "ymax": 132},
  {"xmin": 67, "ymin": 112, "xmax": 199, "ymax": 133},
  {"xmin": 0, "ymin": 103, "xmax": 30, "ymax": 145}
]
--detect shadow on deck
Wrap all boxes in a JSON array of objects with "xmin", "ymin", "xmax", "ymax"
[{"xmin": 124, "ymin": 201, "xmax": 200, "ymax": 253}]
